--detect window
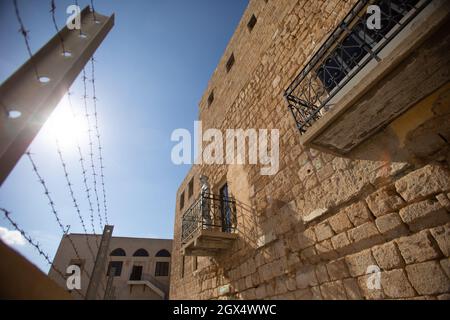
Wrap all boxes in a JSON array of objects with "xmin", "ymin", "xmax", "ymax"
[
  {"xmin": 192, "ymin": 256, "xmax": 197, "ymax": 272},
  {"xmin": 107, "ymin": 261, "xmax": 123, "ymax": 277},
  {"xmin": 316, "ymin": 0, "xmax": 422, "ymax": 93},
  {"xmin": 226, "ymin": 53, "xmax": 235, "ymax": 73},
  {"xmin": 155, "ymin": 249, "xmax": 171, "ymax": 257},
  {"xmin": 180, "ymin": 256, "xmax": 185, "ymax": 278},
  {"xmin": 188, "ymin": 178, "xmax": 194, "ymax": 198},
  {"xmin": 247, "ymin": 14, "xmax": 257, "ymax": 32},
  {"xmin": 133, "ymin": 248, "xmax": 149, "ymax": 256},
  {"xmin": 207, "ymin": 91, "xmax": 214, "ymax": 107},
  {"xmin": 155, "ymin": 261, "xmax": 169, "ymax": 277},
  {"xmin": 180, "ymin": 191, "xmax": 185, "ymax": 210},
  {"xmin": 129, "ymin": 265, "xmax": 143, "ymax": 280},
  {"xmin": 110, "ymin": 248, "xmax": 126, "ymax": 256},
  {"xmin": 220, "ymin": 183, "xmax": 232, "ymax": 233}
]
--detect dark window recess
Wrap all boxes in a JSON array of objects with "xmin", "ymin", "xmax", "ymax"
[
  {"xmin": 247, "ymin": 14, "xmax": 257, "ymax": 32},
  {"xmin": 155, "ymin": 261, "xmax": 169, "ymax": 277},
  {"xmin": 155, "ymin": 249, "xmax": 171, "ymax": 257},
  {"xmin": 180, "ymin": 191, "xmax": 185, "ymax": 210},
  {"xmin": 226, "ymin": 53, "xmax": 235, "ymax": 73},
  {"xmin": 207, "ymin": 91, "xmax": 214, "ymax": 107},
  {"xmin": 107, "ymin": 261, "xmax": 123, "ymax": 277},
  {"xmin": 188, "ymin": 178, "xmax": 194, "ymax": 198},
  {"xmin": 129, "ymin": 265, "xmax": 143, "ymax": 280},
  {"xmin": 110, "ymin": 248, "xmax": 126, "ymax": 256},
  {"xmin": 192, "ymin": 257, "xmax": 198, "ymax": 271},
  {"xmin": 133, "ymin": 248, "xmax": 149, "ymax": 257},
  {"xmin": 181, "ymin": 256, "xmax": 185, "ymax": 278},
  {"xmin": 220, "ymin": 183, "xmax": 233, "ymax": 233}
]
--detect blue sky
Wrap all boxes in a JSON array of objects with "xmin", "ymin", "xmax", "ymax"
[{"xmin": 0, "ymin": 0, "xmax": 248, "ymax": 272}]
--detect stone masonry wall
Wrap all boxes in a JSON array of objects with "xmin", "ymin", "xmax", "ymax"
[{"xmin": 169, "ymin": 0, "xmax": 450, "ymax": 300}]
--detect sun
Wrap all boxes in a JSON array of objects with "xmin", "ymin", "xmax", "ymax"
[{"xmin": 43, "ymin": 95, "xmax": 87, "ymax": 148}]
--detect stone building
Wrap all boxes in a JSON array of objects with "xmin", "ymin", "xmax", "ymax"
[
  {"xmin": 49, "ymin": 233, "xmax": 172, "ymax": 299},
  {"xmin": 169, "ymin": 0, "xmax": 450, "ymax": 300}
]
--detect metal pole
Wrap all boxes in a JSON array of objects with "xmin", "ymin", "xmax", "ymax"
[{"xmin": 86, "ymin": 224, "xmax": 113, "ymax": 300}]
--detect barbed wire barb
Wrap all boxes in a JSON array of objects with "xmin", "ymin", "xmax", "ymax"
[
  {"xmin": 49, "ymin": 0, "xmax": 66, "ymax": 55},
  {"xmin": 81, "ymin": 69, "xmax": 103, "ymax": 234},
  {"xmin": 12, "ymin": 0, "xmax": 39, "ymax": 79},
  {"xmin": 54, "ymin": 138, "xmax": 96, "ymax": 261},
  {"xmin": 90, "ymin": 57, "xmax": 109, "ymax": 226}
]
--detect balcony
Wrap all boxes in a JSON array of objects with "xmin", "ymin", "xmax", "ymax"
[
  {"xmin": 181, "ymin": 193, "xmax": 238, "ymax": 256},
  {"xmin": 284, "ymin": 0, "xmax": 450, "ymax": 154}
]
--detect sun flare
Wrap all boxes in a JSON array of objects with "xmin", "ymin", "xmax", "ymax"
[{"xmin": 43, "ymin": 95, "xmax": 87, "ymax": 148}]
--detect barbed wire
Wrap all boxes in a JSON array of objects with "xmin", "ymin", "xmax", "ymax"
[
  {"xmin": 67, "ymin": 92, "xmax": 100, "ymax": 250},
  {"xmin": 90, "ymin": 57, "xmax": 109, "ymax": 226},
  {"xmin": 12, "ymin": 0, "xmax": 39, "ymax": 79},
  {"xmin": 49, "ymin": 0, "xmax": 66, "ymax": 54},
  {"xmin": 55, "ymin": 138, "xmax": 97, "ymax": 261},
  {"xmin": 81, "ymin": 69, "xmax": 104, "ymax": 236},
  {"xmin": 25, "ymin": 151, "xmax": 95, "ymax": 281},
  {"xmin": 0, "ymin": 207, "xmax": 85, "ymax": 299}
]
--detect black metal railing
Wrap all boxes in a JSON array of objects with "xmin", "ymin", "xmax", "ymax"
[
  {"xmin": 181, "ymin": 193, "xmax": 237, "ymax": 244},
  {"xmin": 284, "ymin": 0, "xmax": 430, "ymax": 134}
]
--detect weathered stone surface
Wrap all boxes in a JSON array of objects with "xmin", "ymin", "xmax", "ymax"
[
  {"xmin": 295, "ymin": 265, "xmax": 318, "ymax": 289},
  {"xmin": 396, "ymin": 231, "xmax": 441, "ymax": 264},
  {"xmin": 314, "ymin": 222, "xmax": 335, "ymax": 242},
  {"xmin": 342, "ymin": 278, "xmax": 363, "ymax": 300},
  {"xmin": 372, "ymin": 242, "xmax": 405, "ymax": 270},
  {"xmin": 357, "ymin": 274, "xmax": 385, "ymax": 299},
  {"xmin": 345, "ymin": 201, "xmax": 372, "ymax": 226},
  {"xmin": 326, "ymin": 259, "xmax": 350, "ymax": 281},
  {"xmin": 437, "ymin": 293, "xmax": 450, "ymax": 300},
  {"xmin": 395, "ymin": 165, "xmax": 450, "ymax": 202},
  {"xmin": 286, "ymin": 276, "xmax": 297, "ymax": 292},
  {"xmin": 303, "ymin": 208, "xmax": 328, "ymax": 223},
  {"xmin": 310, "ymin": 286, "xmax": 323, "ymax": 300},
  {"xmin": 366, "ymin": 186, "xmax": 405, "ymax": 217},
  {"xmin": 430, "ymin": 224, "xmax": 450, "ymax": 257},
  {"xmin": 331, "ymin": 232, "xmax": 351, "ymax": 251},
  {"xmin": 345, "ymin": 249, "xmax": 377, "ymax": 277},
  {"xmin": 381, "ymin": 269, "xmax": 416, "ymax": 298},
  {"xmin": 328, "ymin": 211, "xmax": 353, "ymax": 233},
  {"xmin": 406, "ymin": 261, "xmax": 450, "ymax": 295},
  {"xmin": 320, "ymin": 281, "xmax": 347, "ymax": 300},
  {"xmin": 293, "ymin": 288, "xmax": 313, "ymax": 299},
  {"xmin": 375, "ymin": 212, "xmax": 409, "ymax": 239},
  {"xmin": 300, "ymin": 246, "xmax": 318, "ymax": 263},
  {"xmin": 436, "ymin": 193, "xmax": 450, "ymax": 211},
  {"xmin": 315, "ymin": 239, "xmax": 337, "ymax": 259},
  {"xmin": 399, "ymin": 199, "xmax": 449, "ymax": 232},
  {"xmin": 255, "ymin": 284, "xmax": 267, "ymax": 300},
  {"xmin": 323, "ymin": 171, "xmax": 369, "ymax": 208},
  {"xmin": 440, "ymin": 258, "xmax": 450, "ymax": 279},
  {"xmin": 347, "ymin": 222, "xmax": 382, "ymax": 249},
  {"xmin": 297, "ymin": 228, "xmax": 317, "ymax": 250},
  {"xmin": 315, "ymin": 264, "xmax": 330, "ymax": 284}
]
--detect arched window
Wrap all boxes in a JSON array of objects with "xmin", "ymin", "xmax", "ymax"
[
  {"xmin": 155, "ymin": 249, "xmax": 171, "ymax": 257},
  {"xmin": 133, "ymin": 248, "xmax": 149, "ymax": 257},
  {"xmin": 110, "ymin": 248, "xmax": 126, "ymax": 256}
]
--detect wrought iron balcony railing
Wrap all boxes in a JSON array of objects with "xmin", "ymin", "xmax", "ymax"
[
  {"xmin": 284, "ymin": 0, "xmax": 431, "ymax": 134},
  {"xmin": 181, "ymin": 193, "xmax": 237, "ymax": 244}
]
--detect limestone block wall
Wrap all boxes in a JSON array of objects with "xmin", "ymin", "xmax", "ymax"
[{"xmin": 169, "ymin": 0, "xmax": 450, "ymax": 300}]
